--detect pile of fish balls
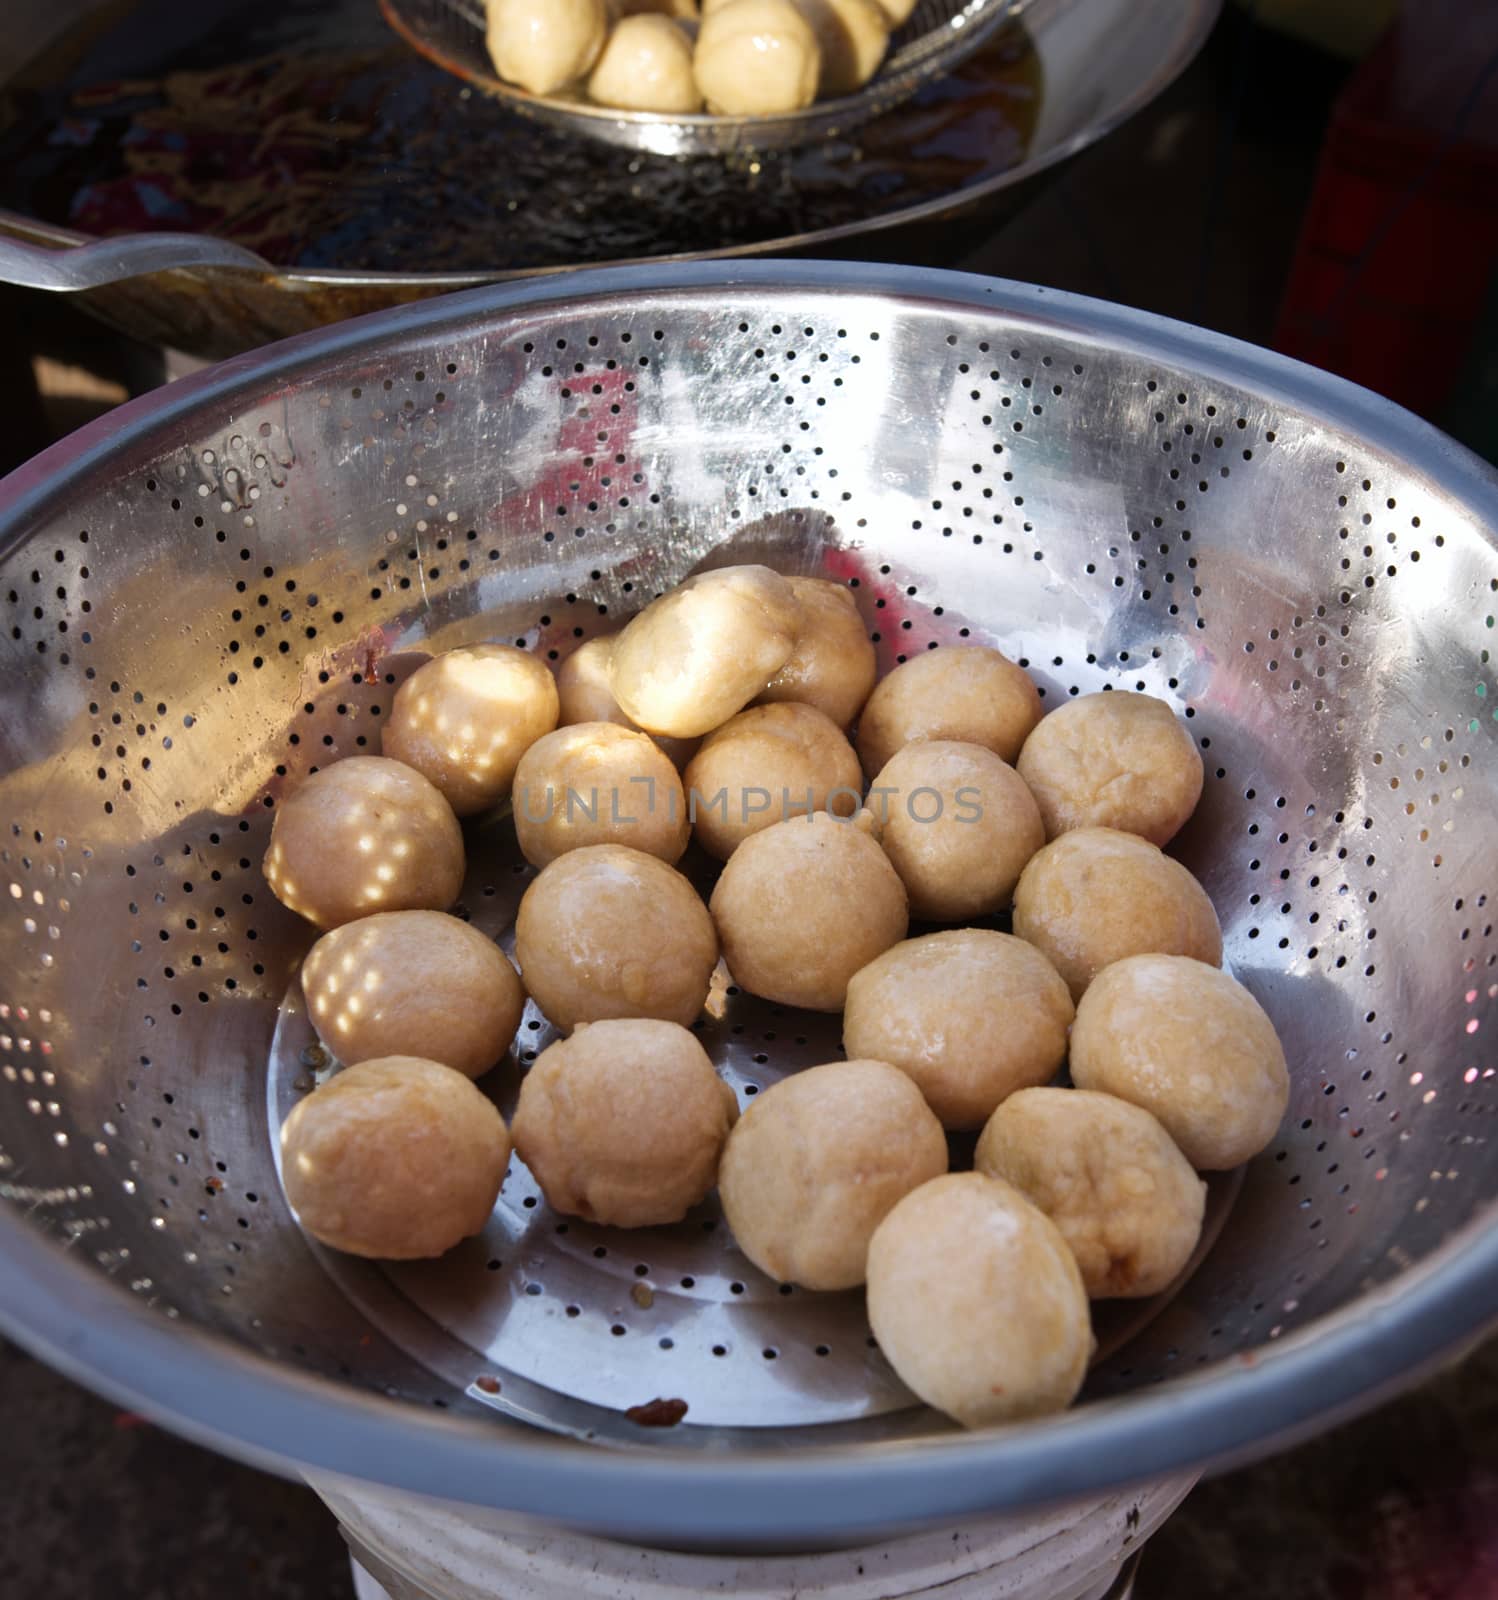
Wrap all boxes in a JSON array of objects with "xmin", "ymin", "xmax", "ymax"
[
  {"xmin": 263, "ymin": 558, "xmax": 1291, "ymax": 1432},
  {"xmin": 483, "ymin": 0, "xmax": 911, "ymax": 117}
]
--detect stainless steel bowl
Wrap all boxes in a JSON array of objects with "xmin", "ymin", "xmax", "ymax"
[
  {"xmin": 0, "ymin": 261, "xmax": 1494, "ymax": 1550},
  {"xmin": 383, "ymin": 0, "xmax": 1015, "ymax": 155}
]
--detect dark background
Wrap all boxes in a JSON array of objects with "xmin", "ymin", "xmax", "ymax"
[{"xmin": 2, "ymin": 3, "xmax": 1497, "ymax": 1596}]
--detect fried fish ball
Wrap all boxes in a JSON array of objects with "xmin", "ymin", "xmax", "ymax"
[
  {"xmin": 754, "ymin": 576, "xmax": 877, "ymax": 728},
  {"xmin": 870, "ymin": 0, "xmax": 915, "ymax": 21},
  {"xmin": 866, "ymin": 1173, "xmax": 1092, "ymax": 1428},
  {"xmin": 1016, "ymin": 690, "xmax": 1203, "ymax": 846},
  {"xmin": 719, "ymin": 1058, "xmax": 947, "ymax": 1290},
  {"xmin": 1012, "ymin": 827, "xmax": 1222, "ymax": 1001},
  {"xmin": 609, "ymin": 564, "xmax": 804, "ymax": 738},
  {"xmin": 1070, "ymin": 955, "xmax": 1291, "ymax": 1170},
  {"xmin": 263, "ymin": 757, "xmax": 465, "ymax": 931},
  {"xmin": 693, "ymin": 0, "xmax": 822, "ymax": 115},
  {"xmin": 302, "ymin": 911, "xmax": 524, "ymax": 1079},
  {"xmin": 975, "ymin": 1088, "xmax": 1206, "ymax": 1299},
  {"xmin": 555, "ymin": 636, "xmax": 698, "ymax": 769},
  {"xmin": 589, "ymin": 13, "xmax": 703, "ymax": 111},
  {"xmin": 513, "ymin": 722, "xmax": 688, "ymax": 867},
  {"xmin": 855, "ymin": 645, "xmax": 1042, "ymax": 779},
  {"xmin": 709, "ymin": 810, "xmax": 907, "ymax": 1011},
  {"xmin": 871, "ymin": 740, "xmax": 1044, "ymax": 920},
  {"xmin": 684, "ymin": 702, "xmax": 861, "ymax": 860},
  {"xmin": 793, "ymin": 0, "xmax": 889, "ymax": 94},
  {"xmin": 381, "ymin": 644, "xmax": 560, "ymax": 818},
  {"xmin": 618, "ymin": 0, "xmax": 698, "ymax": 14},
  {"xmin": 281, "ymin": 1057, "xmax": 510, "ymax": 1260},
  {"xmin": 485, "ymin": 0, "xmax": 610, "ymax": 94},
  {"xmin": 512, "ymin": 1019, "xmax": 737, "ymax": 1227},
  {"xmin": 515, "ymin": 844, "xmax": 718, "ymax": 1031},
  {"xmin": 843, "ymin": 929, "xmax": 1073, "ymax": 1129}
]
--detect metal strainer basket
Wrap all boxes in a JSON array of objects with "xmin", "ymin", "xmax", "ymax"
[
  {"xmin": 380, "ymin": 0, "xmax": 1015, "ymax": 154},
  {"xmin": 0, "ymin": 262, "xmax": 1495, "ymax": 1548}
]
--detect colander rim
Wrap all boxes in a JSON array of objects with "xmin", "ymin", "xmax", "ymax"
[{"xmin": 1, "ymin": 260, "xmax": 1496, "ymax": 1541}]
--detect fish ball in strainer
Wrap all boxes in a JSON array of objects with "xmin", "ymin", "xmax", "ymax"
[
  {"xmin": 381, "ymin": 644, "xmax": 559, "ymax": 818},
  {"xmin": 589, "ymin": 14, "xmax": 702, "ymax": 113},
  {"xmin": 555, "ymin": 636, "xmax": 698, "ymax": 769},
  {"xmin": 281, "ymin": 1057, "xmax": 510, "ymax": 1260},
  {"xmin": 975, "ymin": 1087, "xmax": 1206, "ymax": 1299},
  {"xmin": 301, "ymin": 911, "xmax": 524, "ymax": 1079},
  {"xmin": 866, "ymin": 1172, "xmax": 1093, "ymax": 1429},
  {"xmin": 513, "ymin": 722, "xmax": 689, "ymax": 867},
  {"xmin": 1070, "ymin": 954, "xmax": 1291, "ymax": 1171},
  {"xmin": 609, "ymin": 563, "xmax": 804, "ymax": 738},
  {"xmin": 485, "ymin": 0, "xmax": 611, "ymax": 94},
  {"xmin": 512, "ymin": 1019, "xmax": 737, "ymax": 1227},
  {"xmin": 263, "ymin": 756, "xmax": 465, "ymax": 931},
  {"xmin": 1012, "ymin": 826, "xmax": 1222, "ymax": 1001},
  {"xmin": 754, "ymin": 575, "xmax": 877, "ymax": 729},
  {"xmin": 693, "ymin": 0, "xmax": 822, "ymax": 116},
  {"xmin": 515, "ymin": 844, "xmax": 718, "ymax": 1031}
]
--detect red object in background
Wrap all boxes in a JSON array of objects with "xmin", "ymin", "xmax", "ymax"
[{"xmin": 1273, "ymin": 0, "xmax": 1498, "ymax": 417}]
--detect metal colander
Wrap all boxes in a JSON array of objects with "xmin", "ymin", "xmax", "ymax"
[
  {"xmin": 0, "ymin": 262, "xmax": 1495, "ymax": 1549},
  {"xmin": 380, "ymin": 0, "xmax": 1015, "ymax": 154}
]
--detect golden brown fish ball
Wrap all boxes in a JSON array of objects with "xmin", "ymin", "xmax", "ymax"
[
  {"xmin": 263, "ymin": 757, "xmax": 465, "ymax": 931},
  {"xmin": 976, "ymin": 1087, "xmax": 1206, "ymax": 1299},
  {"xmin": 381, "ymin": 644, "xmax": 559, "ymax": 818},
  {"xmin": 555, "ymin": 635, "xmax": 698, "ymax": 769},
  {"xmin": 754, "ymin": 576, "xmax": 877, "ymax": 728},
  {"xmin": 515, "ymin": 844, "xmax": 718, "ymax": 1031},
  {"xmin": 1011, "ymin": 826, "xmax": 1222, "ymax": 1001},
  {"xmin": 302, "ymin": 911, "xmax": 524, "ymax": 1079},
  {"xmin": 281, "ymin": 1057, "xmax": 510, "ymax": 1259}
]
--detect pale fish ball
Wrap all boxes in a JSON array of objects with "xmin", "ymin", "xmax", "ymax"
[
  {"xmin": 513, "ymin": 722, "xmax": 689, "ymax": 867},
  {"xmin": 486, "ymin": 0, "xmax": 610, "ymax": 94},
  {"xmin": 609, "ymin": 564, "xmax": 804, "ymax": 738},
  {"xmin": 792, "ymin": 0, "xmax": 889, "ymax": 94},
  {"xmin": 302, "ymin": 911, "xmax": 525, "ymax": 1079},
  {"xmin": 555, "ymin": 635, "xmax": 698, "ymax": 769},
  {"xmin": 1012, "ymin": 826, "xmax": 1222, "ymax": 1001},
  {"xmin": 754, "ymin": 575, "xmax": 877, "ymax": 728},
  {"xmin": 589, "ymin": 14, "xmax": 703, "ymax": 112},
  {"xmin": 855, "ymin": 645, "xmax": 1042, "ymax": 779},
  {"xmin": 866, "ymin": 1173, "xmax": 1092, "ymax": 1428},
  {"xmin": 381, "ymin": 644, "xmax": 559, "ymax": 818},
  {"xmin": 263, "ymin": 757, "xmax": 465, "ymax": 931},
  {"xmin": 515, "ymin": 844, "xmax": 718, "ymax": 1031},
  {"xmin": 512, "ymin": 1020, "xmax": 737, "ymax": 1227},
  {"xmin": 281, "ymin": 1057, "xmax": 510, "ymax": 1260},
  {"xmin": 684, "ymin": 701, "xmax": 862, "ymax": 860},
  {"xmin": 1016, "ymin": 690, "xmax": 1204, "ymax": 846},
  {"xmin": 1069, "ymin": 954, "xmax": 1291, "ymax": 1171},
  {"xmin": 709, "ymin": 809, "xmax": 907, "ymax": 1011},
  {"xmin": 870, "ymin": 739, "xmax": 1044, "ymax": 920},
  {"xmin": 718, "ymin": 1058, "xmax": 947, "ymax": 1290},
  {"xmin": 975, "ymin": 1088, "xmax": 1207, "ymax": 1299},
  {"xmin": 843, "ymin": 928, "xmax": 1073, "ymax": 1130},
  {"xmin": 693, "ymin": 0, "xmax": 822, "ymax": 115}
]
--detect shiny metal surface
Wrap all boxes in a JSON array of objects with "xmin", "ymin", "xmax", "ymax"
[
  {"xmin": 383, "ymin": 0, "xmax": 1013, "ymax": 156},
  {"xmin": 0, "ymin": 262, "xmax": 1495, "ymax": 1548},
  {"xmin": 0, "ymin": 232, "xmax": 273, "ymax": 293},
  {"xmin": 0, "ymin": 0, "xmax": 1218, "ymax": 356}
]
